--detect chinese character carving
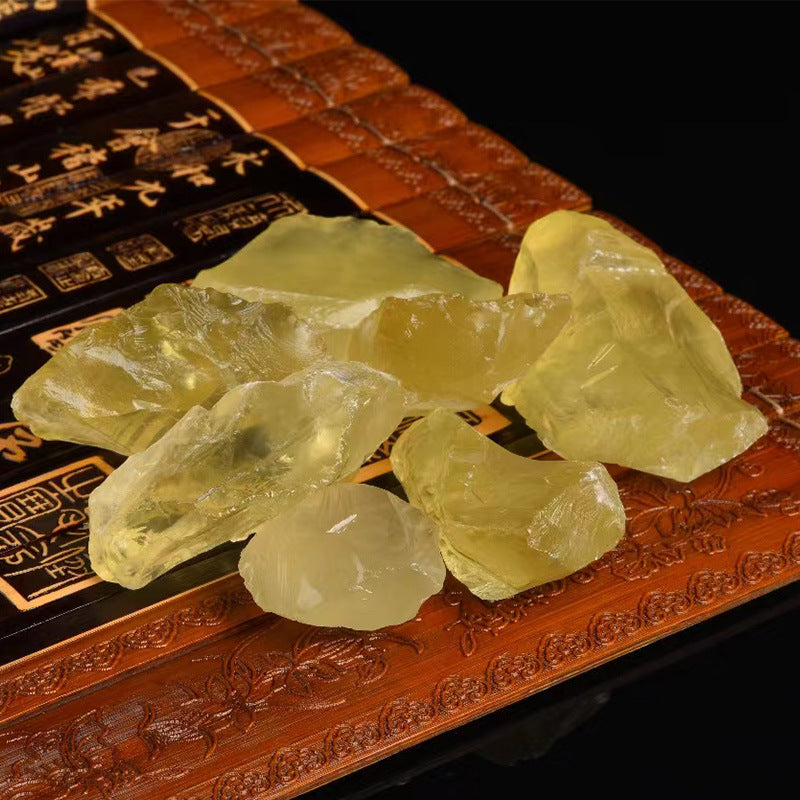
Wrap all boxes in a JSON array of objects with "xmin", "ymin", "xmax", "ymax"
[
  {"xmin": 7, "ymin": 162, "xmax": 41, "ymax": 184},
  {"xmin": 179, "ymin": 192, "xmax": 307, "ymax": 244},
  {"xmin": 18, "ymin": 93, "xmax": 73, "ymax": 119},
  {"xmin": 1, "ymin": 38, "xmax": 104, "ymax": 79},
  {"xmin": 0, "ymin": 1, "xmax": 27, "ymax": 21},
  {"xmin": 220, "ymin": 148, "xmax": 270, "ymax": 176},
  {"xmin": 106, "ymin": 234, "xmax": 173, "ymax": 271},
  {"xmin": 121, "ymin": 179, "xmax": 166, "ymax": 207},
  {"xmin": 126, "ymin": 65, "xmax": 158, "ymax": 88},
  {"xmin": 49, "ymin": 141, "xmax": 108, "ymax": 170},
  {"xmin": 63, "ymin": 23, "xmax": 115, "ymax": 48},
  {"xmin": 171, "ymin": 163, "xmax": 215, "ymax": 186},
  {"xmin": 64, "ymin": 194, "xmax": 124, "ymax": 219},
  {"xmin": 0, "ymin": 458, "xmax": 113, "ymax": 609},
  {"xmin": 106, "ymin": 127, "xmax": 159, "ymax": 152},
  {"xmin": 0, "ymin": 423, "xmax": 43, "ymax": 464},
  {"xmin": 38, "ymin": 252, "xmax": 112, "ymax": 292},
  {"xmin": 71, "ymin": 76, "xmax": 125, "ymax": 101},
  {"xmin": 168, "ymin": 108, "xmax": 222, "ymax": 129},
  {"xmin": 0, "ymin": 216, "xmax": 56, "ymax": 252},
  {"xmin": 0, "ymin": 274, "xmax": 46, "ymax": 314}
]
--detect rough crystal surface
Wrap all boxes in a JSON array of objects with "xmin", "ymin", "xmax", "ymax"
[
  {"xmin": 12, "ymin": 284, "xmax": 326, "ymax": 455},
  {"xmin": 509, "ymin": 209, "xmax": 666, "ymax": 296},
  {"xmin": 392, "ymin": 409, "xmax": 625, "ymax": 601},
  {"xmin": 346, "ymin": 292, "xmax": 571, "ymax": 411},
  {"xmin": 239, "ymin": 483, "xmax": 445, "ymax": 630},
  {"xmin": 193, "ymin": 214, "xmax": 502, "ymax": 355},
  {"xmin": 88, "ymin": 362, "xmax": 407, "ymax": 589},
  {"xmin": 504, "ymin": 211, "xmax": 767, "ymax": 482}
]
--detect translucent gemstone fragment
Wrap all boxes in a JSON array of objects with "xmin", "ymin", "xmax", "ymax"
[
  {"xmin": 509, "ymin": 209, "xmax": 666, "ymax": 296},
  {"xmin": 239, "ymin": 483, "xmax": 445, "ymax": 630},
  {"xmin": 12, "ymin": 284, "xmax": 326, "ymax": 455},
  {"xmin": 392, "ymin": 409, "xmax": 625, "ymax": 601},
  {"xmin": 345, "ymin": 292, "xmax": 571, "ymax": 411},
  {"xmin": 504, "ymin": 210, "xmax": 767, "ymax": 482},
  {"xmin": 88, "ymin": 362, "xmax": 407, "ymax": 590},
  {"xmin": 193, "ymin": 215, "xmax": 502, "ymax": 355}
]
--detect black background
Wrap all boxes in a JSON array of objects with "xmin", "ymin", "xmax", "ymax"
[{"xmin": 307, "ymin": 2, "xmax": 798, "ymax": 797}]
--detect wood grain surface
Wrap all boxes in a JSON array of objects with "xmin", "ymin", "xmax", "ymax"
[{"xmin": 1, "ymin": 3, "xmax": 798, "ymax": 799}]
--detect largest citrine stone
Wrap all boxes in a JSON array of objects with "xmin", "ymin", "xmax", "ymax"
[
  {"xmin": 392, "ymin": 409, "xmax": 626, "ymax": 601},
  {"xmin": 504, "ymin": 211, "xmax": 767, "ymax": 482},
  {"xmin": 12, "ymin": 284, "xmax": 326, "ymax": 455},
  {"xmin": 88, "ymin": 361, "xmax": 407, "ymax": 590}
]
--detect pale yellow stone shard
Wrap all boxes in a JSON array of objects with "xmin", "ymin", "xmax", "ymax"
[
  {"xmin": 504, "ymin": 211, "xmax": 767, "ymax": 482},
  {"xmin": 345, "ymin": 292, "xmax": 571, "ymax": 411},
  {"xmin": 88, "ymin": 362, "xmax": 408, "ymax": 590},
  {"xmin": 193, "ymin": 215, "xmax": 503, "ymax": 356},
  {"xmin": 12, "ymin": 284, "xmax": 327, "ymax": 455},
  {"xmin": 392, "ymin": 409, "xmax": 626, "ymax": 601},
  {"xmin": 509, "ymin": 209, "xmax": 666, "ymax": 296},
  {"xmin": 239, "ymin": 483, "xmax": 445, "ymax": 630}
]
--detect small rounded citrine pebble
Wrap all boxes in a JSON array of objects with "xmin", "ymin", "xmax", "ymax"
[{"xmin": 239, "ymin": 483, "xmax": 445, "ymax": 630}]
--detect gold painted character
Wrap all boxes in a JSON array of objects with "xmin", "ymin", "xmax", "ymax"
[
  {"xmin": 168, "ymin": 109, "xmax": 222, "ymax": 129},
  {"xmin": 0, "ymin": 216, "xmax": 56, "ymax": 251},
  {"xmin": 220, "ymin": 149, "xmax": 269, "ymax": 176},
  {"xmin": 71, "ymin": 77, "xmax": 125, "ymax": 102},
  {"xmin": 121, "ymin": 179, "xmax": 166, "ymax": 207},
  {"xmin": 49, "ymin": 142, "xmax": 108, "ymax": 170},
  {"xmin": 64, "ymin": 194, "xmax": 124, "ymax": 219},
  {"xmin": 7, "ymin": 162, "xmax": 41, "ymax": 184},
  {"xmin": 170, "ymin": 163, "xmax": 215, "ymax": 187},
  {"xmin": 18, "ymin": 93, "xmax": 73, "ymax": 119}
]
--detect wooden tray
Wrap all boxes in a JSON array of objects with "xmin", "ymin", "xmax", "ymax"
[{"xmin": 1, "ymin": 3, "xmax": 799, "ymax": 798}]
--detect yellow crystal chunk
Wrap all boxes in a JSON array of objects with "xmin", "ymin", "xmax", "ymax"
[
  {"xmin": 88, "ymin": 362, "xmax": 407, "ymax": 589},
  {"xmin": 392, "ymin": 409, "xmax": 626, "ymax": 601},
  {"xmin": 193, "ymin": 215, "xmax": 502, "ymax": 354},
  {"xmin": 12, "ymin": 284, "xmax": 326, "ymax": 455},
  {"xmin": 504, "ymin": 211, "xmax": 767, "ymax": 482},
  {"xmin": 509, "ymin": 210, "xmax": 666, "ymax": 296},
  {"xmin": 346, "ymin": 292, "xmax": 571, "ymax": 411},
  {"xmin": 239, "ymin": 483, "xmax": 445, "ymax": 630}
]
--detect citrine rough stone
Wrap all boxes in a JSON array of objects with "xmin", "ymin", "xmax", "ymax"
[
  {"xmin": 88, "ymin": 362, "xmax": 407, "ymax": 590},
  {"xmin": 239, "ymin": 483, "xmax": 445, "ymax": 630},
  {"xmin": 509, "ymin": 209, "xmax": 666, "ymax": 296},
  {"xmin": 504, "ymin": 211, "xmax": 767, "ymax": 482},
  {"xmin": 193, "ymin": 215, "xmax": 502, "ymax": 355},
  {"xmin": 12, "ymin": 284, "xmax": 326, "ymax": 455},
  {"xmin": 345, "ymin": 292, "xmax": 571, "ymax": 411},
  {"xmin": 392, "ymin": 409, "xmax": 626, "ymax": 601}
]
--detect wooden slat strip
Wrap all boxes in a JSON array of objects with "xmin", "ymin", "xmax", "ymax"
[
  {"xmin": 90, "ymin": 0, "xmax": 296, "ymax": 49},
  {"xmin": 263, "ymin": 85, "xmax": 468, "ymax": 168}
]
